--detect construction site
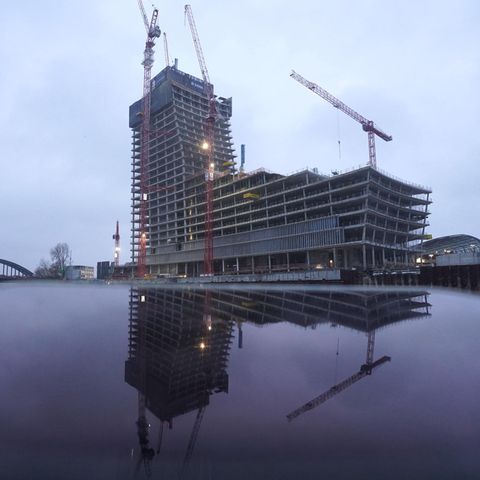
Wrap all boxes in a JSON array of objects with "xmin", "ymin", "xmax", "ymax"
[{"xmin": 126, "ymin": 3, "xmax": 432, "ymax": 281}]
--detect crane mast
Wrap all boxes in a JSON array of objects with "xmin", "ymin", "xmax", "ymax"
[
  {"xmin": 185, "ymin": 4, "xmax": 216, "ymax": 276},
  {"xmin": 137, "ymin": 1, "xmax": 161, "ymax": 278},
  {"xmin": 290, "ymin": 70, "xmax": 392, "ymax": 168},
  {"xmin": 112, "ymin": 220, "xmax": 120, "ymax": 267},
  {"xmin": 132, "ymin": 289, "xmax": 156, "ymax": 477},
  {"xmin": 182, "ymin": 406, "xmax": 206, "ymax": 473}
]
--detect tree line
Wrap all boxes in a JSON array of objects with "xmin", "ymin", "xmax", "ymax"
[{"xmin": 35, "ymin": 242, "xmax": 71, "ymax": 279}]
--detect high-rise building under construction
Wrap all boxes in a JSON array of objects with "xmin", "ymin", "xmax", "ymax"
[
  {"xmin": 130, "ymin": 64, "xmax": 431, "ymax": 278},
  {"xmin": 129, "ymin": 64, "xmax": 234, "ymax": 272}
]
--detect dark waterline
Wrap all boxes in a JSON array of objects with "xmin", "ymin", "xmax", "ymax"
[{"xmin": 0, "ymin": 283, "xmax": 479, "ymax": 479}]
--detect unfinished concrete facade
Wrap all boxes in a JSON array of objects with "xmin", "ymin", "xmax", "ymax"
[
  {"xmin": 130, "ymin": 66, "xmax": 431, "ymax": 277},
  {"xmin": 148, "ymin": 166, "xmax": 431, "ymax": 275},
  {"xmin": 129, "ymin": 65, "xmax": 235, "ymax": 268}
]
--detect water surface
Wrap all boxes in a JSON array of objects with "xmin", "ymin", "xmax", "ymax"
[{"xmin": 0, "ymin": 283, "xmax": 479, "ymax": 479}]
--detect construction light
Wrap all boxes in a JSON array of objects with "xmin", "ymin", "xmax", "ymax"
[
  {"xmin": 199, "ymin": 342, "xmax": 206, "ymax": 350},
  {"xmin": 209, "ymin": 162, "xmax": 215, "ymax": 169},
  {"xmin": 201, "ymin": 141, "xmax": 209, "ymax": 150}
]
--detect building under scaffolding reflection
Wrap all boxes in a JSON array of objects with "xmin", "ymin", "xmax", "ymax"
[
  {"xmin": 125, "ymin": 288, "xmax": 234, "ymax": 476},
  {"xmin": 125, "ymin": 288, "xmax": 233, "ymax": 422},
  {"xmin": 125, "ymin": 287, "xmax": 430, "ymax": 475}
]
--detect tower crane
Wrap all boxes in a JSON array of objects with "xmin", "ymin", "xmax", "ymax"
[
  {"xmin": 112, "ymin": 220, "xmax": 120, "ymax": 267},
  {"xmin": 185, "ymin": 4, "xmax": 217, "ymax": 276},
  {"xmin": 290, "ymin": 70, "xmax": 392, "ymax": 168},
  {"xmin": 136, "ymin": 0, "xmax": 161, "ymax": 278},
  {"xmin": 286, "ymin": 330, "xmax": 390, "ymax": 421}
]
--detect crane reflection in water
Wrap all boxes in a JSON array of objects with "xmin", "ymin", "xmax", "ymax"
[{"xmin": 125, "ymin": 286, "xmax": 430, "ymax": 477}]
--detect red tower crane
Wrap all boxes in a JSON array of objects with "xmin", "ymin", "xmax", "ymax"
[
  {"xmin": 112, "ymin": 220, "xmax": 120, "ymax": 267},
  {"xmin": 136, "ymin": 0, "xmax": 161, "ymax": 278},
  {"xmin": 185, "ymin": 4, "xmax": 217, "ymax": 276},
  {"xmin": 290, "ymin": 70, "xmax": 392, "ymax": 168}
]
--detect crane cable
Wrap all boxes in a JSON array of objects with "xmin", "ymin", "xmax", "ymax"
[{"xmin": 336, "ymin": 108, "xmax": 342, "ymax": 162}]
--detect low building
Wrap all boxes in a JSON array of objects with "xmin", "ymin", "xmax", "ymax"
[
  {"xmin": 97, "ymin": 261, "xmax": 112, "ymax": 280},
  {"xmin": 420, "ymin": 234, "xmax": 480, "ymax": 265},
  {"xmin": 65, "ymin": 265, "xmax": 95, "ymax": 281}
]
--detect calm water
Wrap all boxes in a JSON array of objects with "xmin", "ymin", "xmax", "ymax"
[{"xmin": 1, "ymin": 282, "xmax": 479, "ymax": 480}]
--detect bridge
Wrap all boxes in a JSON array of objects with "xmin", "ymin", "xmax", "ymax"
[{"xmin": 0, "ymin": 259, "xmax": 33, "ymax": 279}]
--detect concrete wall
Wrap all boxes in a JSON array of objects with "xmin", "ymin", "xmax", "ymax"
[{"xmin": 436, "ymin": 253, "xmax": 480, "ymax": 266}]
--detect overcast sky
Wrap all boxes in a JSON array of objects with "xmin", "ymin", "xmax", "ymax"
[{"xmin": 1, "ymin": 0, "xmax": 479, "ymax": 271}]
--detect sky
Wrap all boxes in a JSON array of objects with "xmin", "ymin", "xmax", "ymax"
[{"xmin": 0, "ymin": 0, "xmax": 479, "ymax": 271}]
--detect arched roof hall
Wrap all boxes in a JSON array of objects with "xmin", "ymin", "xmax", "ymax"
[{"xmin": 422, "ymin": 235, "xmax": 480, "ymax": 255}]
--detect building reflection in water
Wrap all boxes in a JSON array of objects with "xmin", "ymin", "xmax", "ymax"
[
  {"xmin": 125, "ymin": 287, "xmax": 430, "ymax": 476},
  {"xmin": 125, "ymin": 288, "xmax": 234, "ymax": 476}
]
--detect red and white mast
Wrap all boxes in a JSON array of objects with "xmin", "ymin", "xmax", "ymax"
[{"xmin": 113, "ymin": 220, "xmax": 120, "ymax": 267}]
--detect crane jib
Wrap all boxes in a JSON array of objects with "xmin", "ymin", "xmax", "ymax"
[{"xmin": 291, "ymin": 70, "xmax": 393, "ymax": 156}]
